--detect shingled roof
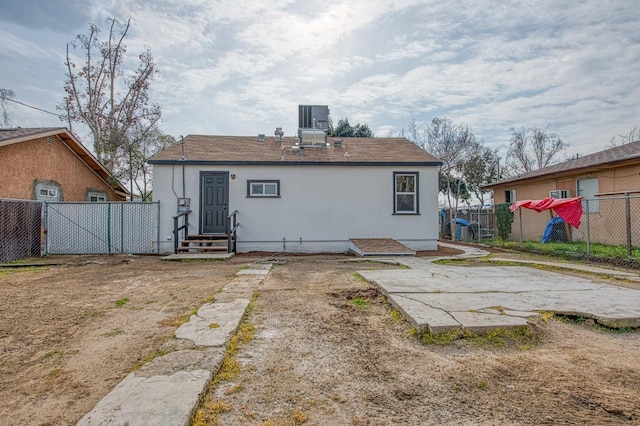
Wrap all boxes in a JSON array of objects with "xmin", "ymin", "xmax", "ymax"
[
  {"xmin": 149, "ymin": 135, "xmax": 441, "ymax": 166},
  {"xmin": 485, "ymin": 140, "xmax": 640, "ymax": 187}
]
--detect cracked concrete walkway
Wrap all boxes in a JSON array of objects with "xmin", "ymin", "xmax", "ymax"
[
  {"xmin": 77, "ymin": 263, "xmax": 271, "ymax": 426},
  {"xmin": 358, "ymin": 244, "xmax": 640, "ymax": 334}
]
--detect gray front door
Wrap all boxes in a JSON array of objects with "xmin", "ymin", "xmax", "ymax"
[{"xmin": 201, "ymin": 172, "xmax": 229, "ymax": 234}]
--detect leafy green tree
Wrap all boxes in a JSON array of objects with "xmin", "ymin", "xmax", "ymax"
[
  {"xmin": 495, "ymin": 203, "xmax": 514, "ymax": 240},
  {"xmin": 353, "ymin": 123, "xmax": 373, "ymax": 137},
  {"xmin": 458, "ymin": 145, "xmax": 500, "ymax": 207},
  {"xmin": 117, "ymin": 126, "xmax": 174, "ymax": 200},
  {"xmin": 333, "ymin": 117, "xmax": 373, "ymax": 137},
  {"xmin": 334, "ymin": 117, "xmax": 353, "ymax": 137},
  {"xmin": 439, "ymin": 174, "xmax": 470, "ymax": 201}
]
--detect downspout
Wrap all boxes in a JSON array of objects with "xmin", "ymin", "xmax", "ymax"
[{"xmin": 179, "ymin": 136, "xmax": 186, "ymax": 198}]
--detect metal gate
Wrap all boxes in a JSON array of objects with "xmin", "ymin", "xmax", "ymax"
[{"xmin": 44, "ymin": 202, "xmax": 160, "ymax": 255}]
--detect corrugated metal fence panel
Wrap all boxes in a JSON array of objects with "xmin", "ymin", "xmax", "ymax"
[
  {"xmin": 44, "ymin": 202, "xmax": 159, "ymax": 255},
  {"xmin": 0, "ymin": 199, "xmax": 43, "ymax": 262}
]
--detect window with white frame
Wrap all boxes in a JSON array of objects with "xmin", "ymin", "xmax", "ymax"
[
  {"xmin": 35, "ymin": 182, "xmax": 61, "ymax": 201},
  {"xmin": 394, "ymin": 172, "xmax": 419, "ymax": 214},
  {"xmin": 89, "ymin": 195, "xmax": 107, "ymax": 202},
  {"xmin": 247, "ymin": 180, "xmax": 280, "ymax": 198},
  {"xmin": 87, "ymin": 190, "xmax": 107, "ymax": 202},
  {"xmin": 39, "ymin": 188, "xmax": 58, "ymax": 198}
]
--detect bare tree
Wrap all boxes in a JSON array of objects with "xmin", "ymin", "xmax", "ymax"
[
  {"xmin": 0, "ymin": 88, "xmax": 16, "ymax": 128},
  {"xmin": 59, "ymin": 18, "xmax": 161, "ymax": 173},
  {"xmin": 608, "ymin": 124, "xmax": 640, "ymax": 147},
  {"xmin": 504, "ymin": 125, "xmax": 567, "ymax": 177},
  {"xmin": 407, "ymin": 117, "xmax": 478, "ymax": 239}
]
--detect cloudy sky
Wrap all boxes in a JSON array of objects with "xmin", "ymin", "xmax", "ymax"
[{"xmin": 1, "ymin": 0, "xmax": 639, "ymax": 158}]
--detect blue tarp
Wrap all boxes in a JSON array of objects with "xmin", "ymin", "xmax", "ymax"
[{"xmin": 542, "ymin": 216, "xmax": 566, "ymax": 243}]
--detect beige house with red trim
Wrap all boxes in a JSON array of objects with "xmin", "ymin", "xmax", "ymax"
[
  {"xmin": 485, "ymin": 141, "xmax": 640, "ymax": 242},
  {"xmin": 0, "ymin": 128, "xmax": 128, "ymax": 202}
]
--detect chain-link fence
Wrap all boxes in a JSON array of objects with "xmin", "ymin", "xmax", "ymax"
[
  {"xmin": 505, "ymin": 195, "xmax": 640, "ymax": 258},
  {"xmin": 0, "ymin": 199, "xmax": 43, "ymax": 262},
  {"xmin": 44, "ymin": 202, "xmax": 160, "ymax": 255},
  {"xmin": 573, "ymin": 195, "xmax": 640, "ymax": 256}
]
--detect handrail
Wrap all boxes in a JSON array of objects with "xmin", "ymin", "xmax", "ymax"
[
  {"xmin": 173, "ymin": 210, "xmax": 191, "ymax": 253},
  {"xmin": 227, "ymin": 210, "xmax": 239, "ymax": 253}
]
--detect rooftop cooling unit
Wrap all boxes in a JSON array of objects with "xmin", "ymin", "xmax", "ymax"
[
  {"xmin": 298, "ymin": 105, "xmax": 330, "ymax": 130},
  {"xmin": 298, "ymin": 129, "xmax": 327, "ymax": 146}
]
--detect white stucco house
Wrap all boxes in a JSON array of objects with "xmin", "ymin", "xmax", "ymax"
[{"xmin": 149, "ymin": 132, "xmax": 442, "ymax": 254}]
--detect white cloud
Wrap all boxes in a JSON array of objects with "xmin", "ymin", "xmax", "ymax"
[{"xmin": 1, "ymin": 0, "xmax": 639, "ymax": 161}]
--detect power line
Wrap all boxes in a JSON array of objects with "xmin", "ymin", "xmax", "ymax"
[{"xmin": 0, "ymin": 95, "xmax": 59, "ymax": 117}]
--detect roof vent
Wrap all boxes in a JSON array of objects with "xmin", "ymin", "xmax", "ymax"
[
  {"xmin": 257, "ymin": 134, "xmax": 265, "ymax": 141},
  {"xmin": 274, "ymin": 127, "xmax": 284, "ymax": 142}
]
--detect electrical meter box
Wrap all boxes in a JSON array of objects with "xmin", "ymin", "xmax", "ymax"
[{"xmin": 177, "ymin": 198, "xmax": 190, "ymax": 214}]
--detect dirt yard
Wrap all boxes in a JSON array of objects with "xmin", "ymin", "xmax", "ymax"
[{"xmin": 2, "ymin": 249, "xmax": 640, "ymax": 425}]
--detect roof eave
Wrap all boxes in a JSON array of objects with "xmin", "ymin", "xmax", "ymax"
[
  {"xmin": 484, "ymin": 157, "xmax": 640, "ymax": 188},
  {"xmin": 1, "ymin": 128, "xmax": 130, "ymax": 197},
  {"xmin": 148, "ymin": 159, "xmax": 443, "ymax": 167},
  {"xmin": 56, "ymin": 131, "xmax": 130, "ymax": 196}
]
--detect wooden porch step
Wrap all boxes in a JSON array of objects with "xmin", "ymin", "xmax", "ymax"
[
  {"xmin": 177, "ymin": 245, "xmax": 227, "ymax": 253},
  {"xmin": 185, "ymin": 234, "xmax": 227, "ymax": 241},
  {"xmin": 181, "ymin": 239, "xmax": 227, "ymax": 245},
  {"xmin": 178, "ymin": 234, "xmax": 231, "ymax": 254}
]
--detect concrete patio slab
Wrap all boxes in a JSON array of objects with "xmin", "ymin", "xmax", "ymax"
[{"xmin": 360, "ymin": 261, "xmax": 640, "ymax": 333}]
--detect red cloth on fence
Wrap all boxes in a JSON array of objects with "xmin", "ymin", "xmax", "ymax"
[{"xmin": 509, "ymin": 196, "xmax": 583, "ymax": 228}]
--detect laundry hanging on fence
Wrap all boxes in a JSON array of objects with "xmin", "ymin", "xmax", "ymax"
[{"xmin": 510, "ymin": 196, "xmax": 583, "ymax": 228}]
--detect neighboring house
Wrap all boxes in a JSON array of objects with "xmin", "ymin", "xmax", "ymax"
[
  {"xmin": 0, "ymin": 128, "xmax": 128, "ymax": 201},
  {"xmin": 484, "ymin": 141, "xmax": 640, "ymax": 242},
  {"xmin": 149, "ymin": 133, "xmax": 442, "ymax": 254}
]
